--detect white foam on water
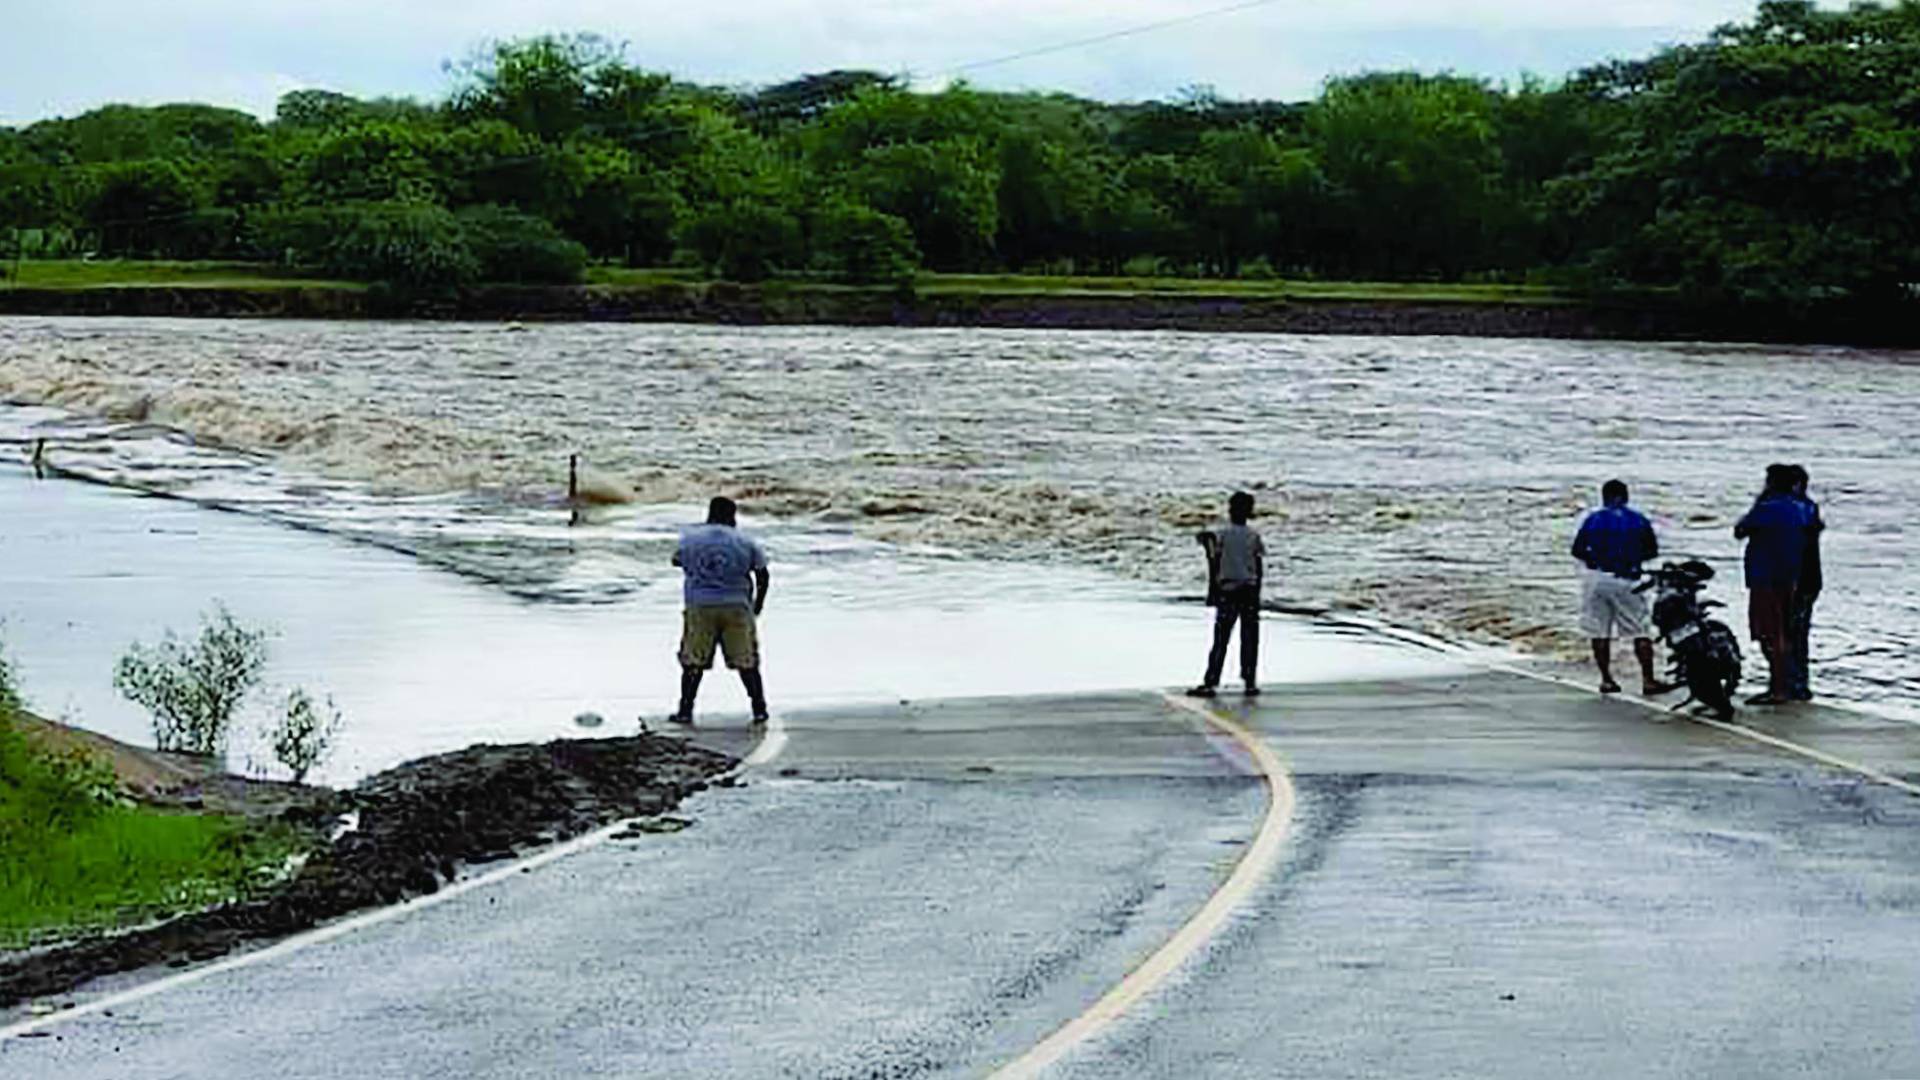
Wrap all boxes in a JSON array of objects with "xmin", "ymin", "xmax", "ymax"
[{"xmin": 4, "ymin": 317, "xmax": 1916, "ymax": 713}]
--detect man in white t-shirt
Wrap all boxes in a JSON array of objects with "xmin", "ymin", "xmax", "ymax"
[{"xmin": 1188, "ymin": 491, "xmax": 1266, "ymax": 698}]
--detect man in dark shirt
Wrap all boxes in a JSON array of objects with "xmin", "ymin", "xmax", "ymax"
[
  {"xmin": 1785, "ymin": 464, "xmax": 1825, "ymax": 701},
  {"xmin": 1571, "ymin": 479, "xmax": 1672, "ymax": 695},
  {"xmin": 1735, "ymin": 464, "xmax": 1814, "ymax": 705}
]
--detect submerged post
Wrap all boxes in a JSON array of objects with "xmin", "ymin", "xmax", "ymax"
[
  {"xmin": 568, "ymin": 453, "xmax": 580, "ymax": 527},
  {"xmin": 30, "ymin": 438, "xmax": 46, "ymax": 480}
]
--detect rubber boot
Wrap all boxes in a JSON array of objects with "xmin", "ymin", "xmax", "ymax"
[
  {"xmin": 673, "ymin": 668, "xmax": 704, "ymax": 724},
  {"xmin": 739, "ymin": 669, "xmax": 769, "ymax": 725}
]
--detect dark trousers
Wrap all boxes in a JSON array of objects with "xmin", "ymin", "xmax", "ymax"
[
  {"xmin": 1788, "ymin": 591, "xmax": 1817, "ymax": 697},
  {"xmin": 1204, "ymin": 585, "xmax": 1261, "ymax": 687}
]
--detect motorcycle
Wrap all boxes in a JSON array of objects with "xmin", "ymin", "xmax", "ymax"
[{"xmin": 1635, "ymin": 559, "xmax": 1743, "ymax": 720}]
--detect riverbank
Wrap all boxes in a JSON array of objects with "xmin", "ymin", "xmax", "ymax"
[
  {"xmin": 4, "ymin": 267, "xmax": 1913, "ymax": 344},
  {"xmin": 0, "ymin": 715, "xmax": 734, "ymax": 1008}
]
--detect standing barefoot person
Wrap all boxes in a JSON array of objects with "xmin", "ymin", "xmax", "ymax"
[
  {"xmin": 1571, "ymin": 479, "xmax": 1674, "ymax": 696},
  {"xmin": 1188, "ymin": 491, "xmax": 1265, "ymax": 698},
  {"xmin": 1735, "ymin": 464, "xmax": 1814, "ymax": 705},
  {"xmin": 670, "ymin": 496, "xmax": 771, "ymax": 726}
]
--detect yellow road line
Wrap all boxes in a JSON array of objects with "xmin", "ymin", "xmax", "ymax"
[
  {"xmin": 988, "ymin": 693, "xmax": 1295, "ymax": 1079},
  {"xmin": 0, "ymin": 718, "xmax": 789, "ymax": 1042}
]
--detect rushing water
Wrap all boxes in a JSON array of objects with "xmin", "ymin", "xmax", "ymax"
[
  {"xmin": 2, "ymin": 316, "xmax": 1916, "ymax": 719},
  {"xmin": 0, "ymin": 466, "xmax": 1457, "ymax": 782}
]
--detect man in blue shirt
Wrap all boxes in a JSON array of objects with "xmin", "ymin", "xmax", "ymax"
[
  {"xmin": 1736, "ymin": 464, "xmax": 1815, "ymax": 705},
  {"xmin": 1784, "ymin": 464, "xmax": 1825, "ymax": 701},
  {"xmin": 669, "ymin": 496, "xmax": 771, "ymax": 726},
  {"xmin": 1571, "ymin": 479, "xmax": 1673, "ymax": 696}
]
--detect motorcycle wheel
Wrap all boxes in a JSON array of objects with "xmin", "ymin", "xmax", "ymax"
[{"xmin": 1690, "ymin": 661, "xmax": 1735, "ymax": 721}]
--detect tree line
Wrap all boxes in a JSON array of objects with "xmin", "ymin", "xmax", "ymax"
[{"xmin": 2, "ymin": 0, "xmax": 1917, "ymax": 305}]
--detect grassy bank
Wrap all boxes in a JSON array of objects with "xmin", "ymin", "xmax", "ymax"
[
  {"xmin": 5, "ymin": 258, "xmax": 1570, "ymax": 305},
  {"xmin": 1, "ymin": 259, "xmax": 362, "ymax": 291},
  {"xmin": 0, "ymin": 704, "xmax": 302, "ymax": 947}
]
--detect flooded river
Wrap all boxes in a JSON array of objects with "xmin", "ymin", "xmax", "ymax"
[{"xmin": 2, "ymin": 316, "xmax": 1916, "ymax": 726}]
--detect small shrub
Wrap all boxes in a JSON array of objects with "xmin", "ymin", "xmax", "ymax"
[
  {"xmin": 114, "ymin": 605, "xmax": 270, "ymax": 758},
  {"xmin": 268, "ymin": 688, "xmax": 342, "ymax": 784},
  {"xmin": 814, "ymin": 201, "xmax": 919, "ymax": 285},
  {"xmin": 249, "ymin": 204, "xmax": 350, "ymax": 264},
  {"xmin": 456, "ymin": 204, "xmax": 588, "ymax": 284},
  {"xmin": 330, "ymin": 201, "xmax": 480, "ymax": 289},
  {"xmin": 677, "ymin": 199, "xmax": 801, "ymax": 283},
  {"xmin": 266, "ymin": 201, "xmax": 481, "ymax": 289}
]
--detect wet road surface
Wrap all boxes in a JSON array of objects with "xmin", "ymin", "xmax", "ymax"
[{"xmin": 8, "ymin": 675, "xmax": 1920, "ymax": 1077}]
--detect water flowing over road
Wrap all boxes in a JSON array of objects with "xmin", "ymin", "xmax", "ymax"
[{"xmin": 4, "ymin": 317, "xmax": 1916, "ymax": 716}]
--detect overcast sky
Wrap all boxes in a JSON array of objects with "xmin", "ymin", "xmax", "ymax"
[{"xmin": 4, "ymin": 0, "xmax": 1775, "ymax": 124}]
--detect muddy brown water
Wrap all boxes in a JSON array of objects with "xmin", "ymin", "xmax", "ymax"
[{"xmin": 2, "ymin": 317, "xmax": 1915, "ymax": 719}]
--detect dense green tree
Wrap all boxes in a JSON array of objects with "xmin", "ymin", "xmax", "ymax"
[
  {"xmin": 296, "ymin": 121, "xmax": 444, "ymax": 204},
  {"xmin": 449, "ymin": 34, "xmax": 674, "ymax": 143},
  {"xmin": 812, "ymin": 200, "xmax": 919, "ymax": 283},
  {"xmin": 435, "ymin": 120, "xmax": 579, "ymax": 216},
  {"xmin": 1561, "ymin": 0, "xmax": 1920, "ymax": 303},
  {"xmin": 850, "ymin": 137, "xmax": 999, "ymax": 269},
  {"xmin": 82, "ymin": 159, "xmax": 204, "ymax": 255},
  {"xmin": 559, "ymin": 143, "xmax": 680, "ymax": 263},
  {"xmin": 742, "ymin": 70, "xmax": 900, "ymax": 130},
  {"xmin": 1306, "ymin": 73, "xmax": 1507, "ymax": 278},
  {"xmin": 677, "ymin": 199, "xmax": 801, "ymax": 282},
  {"xmin": 22, "ymin": 104, "xmax": 260, "ymax": 165},
  {"xmin": 315, "ymin": 202, "xmax": 479, "ymax": 288},
  {"xmin": 455, "ymin": 204, "xmax": 587, "ymax": 283},
  {"xmin": 7, "ymin": 13, "xmax": 1916, "ymax": 305},
  {"xmin": 0, "ymin": 164, "xmax": 68, "ymax": 232}
]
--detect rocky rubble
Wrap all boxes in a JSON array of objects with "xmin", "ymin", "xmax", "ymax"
[{"xmin": 0, "ymin": 733, "xmax": 734, "ymax": 1008}]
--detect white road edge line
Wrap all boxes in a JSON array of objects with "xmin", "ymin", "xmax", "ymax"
[
  {"xmin": 1322, "ymin": 613, "xmax": 1920, "ymax": 799},
  {"xmin": 987, "ymin": 693, "xmax": 1296, "ymax": 1080},
  {"xmin": 0, "ymin": 713, "xmax": 789, "ymax": 1043},
  {"xmin": 1484, "ymin": 661, "xmax": 1920, "ymax": 798}
]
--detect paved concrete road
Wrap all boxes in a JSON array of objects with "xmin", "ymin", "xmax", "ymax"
[
  {"xmin": 8, "ymin": 674, "xmax": 1920, "ymax": 1078},
  {"xmin": 1059, "ymin": 677, "xmax": 1920, "ymax": 1078}
]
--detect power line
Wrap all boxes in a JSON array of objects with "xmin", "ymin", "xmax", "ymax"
[{"xmin": 943, "ymin": 0, "xmax": 1287, "ymax": 78}]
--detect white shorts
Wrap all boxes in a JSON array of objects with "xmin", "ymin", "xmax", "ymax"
[{"xmin": 1580, "ymin": 570, "xmax": 1651, "ymax": 640}]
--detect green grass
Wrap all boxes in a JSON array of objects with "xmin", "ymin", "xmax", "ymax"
[
  {"xmin": 6, "ymin": 258, "xmax": 1576, "ymax": 305},
  {"xmin": 0, "ymin": 710, "xmax": 303, "ymax": 947},
  {"xmin": 590, "ymin": 266, "xmax": 1575, "ymax": 303},
  {"xmin": 909, "ymin": 272, "xmax": 1574, "ymax": 304},
  {"xmin": 0, "ymin": 807, "xmax": 301, "ymax": 946},
  {"xmin": 1, "ymin": 258, "xmax": 362, "ymax": 291}
]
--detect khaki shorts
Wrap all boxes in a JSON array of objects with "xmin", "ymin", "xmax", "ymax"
[{"xmin": 680, "ymin": 606, "xmax": 759, "ymax": 671}]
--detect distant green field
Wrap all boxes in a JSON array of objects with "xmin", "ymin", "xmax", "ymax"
[
  {"xmin": 911, "ymin": 273, "xmax": 1572, "ymax": 304},
  {"xmin": 592, "ymin": 266, "xmax": 1573, "ymax": 304},
  {"xmin": 7, "ymin": 259, "xmax": 1574, "ymax": 305},
  {"xmin": 1, "ymin": 259, "xmax": 362, "ymax": 291}
]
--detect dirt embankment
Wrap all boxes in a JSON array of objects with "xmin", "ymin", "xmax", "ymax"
[
  {"xmin": 0, "ymin": 729, "xmax": 735, "ymax": 1009},
  {"xmin": 3, "ymin": 282, "xmax": 1914, "ymax": 345}
]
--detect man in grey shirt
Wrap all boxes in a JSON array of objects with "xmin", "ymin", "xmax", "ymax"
[
  {"xmin": 1188, "ymin": 490, "xmax": 1266, "ymax": 698},
  {"xmin": 670, "ymin": 496, "xmax": 771, "ymax": 726}
]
